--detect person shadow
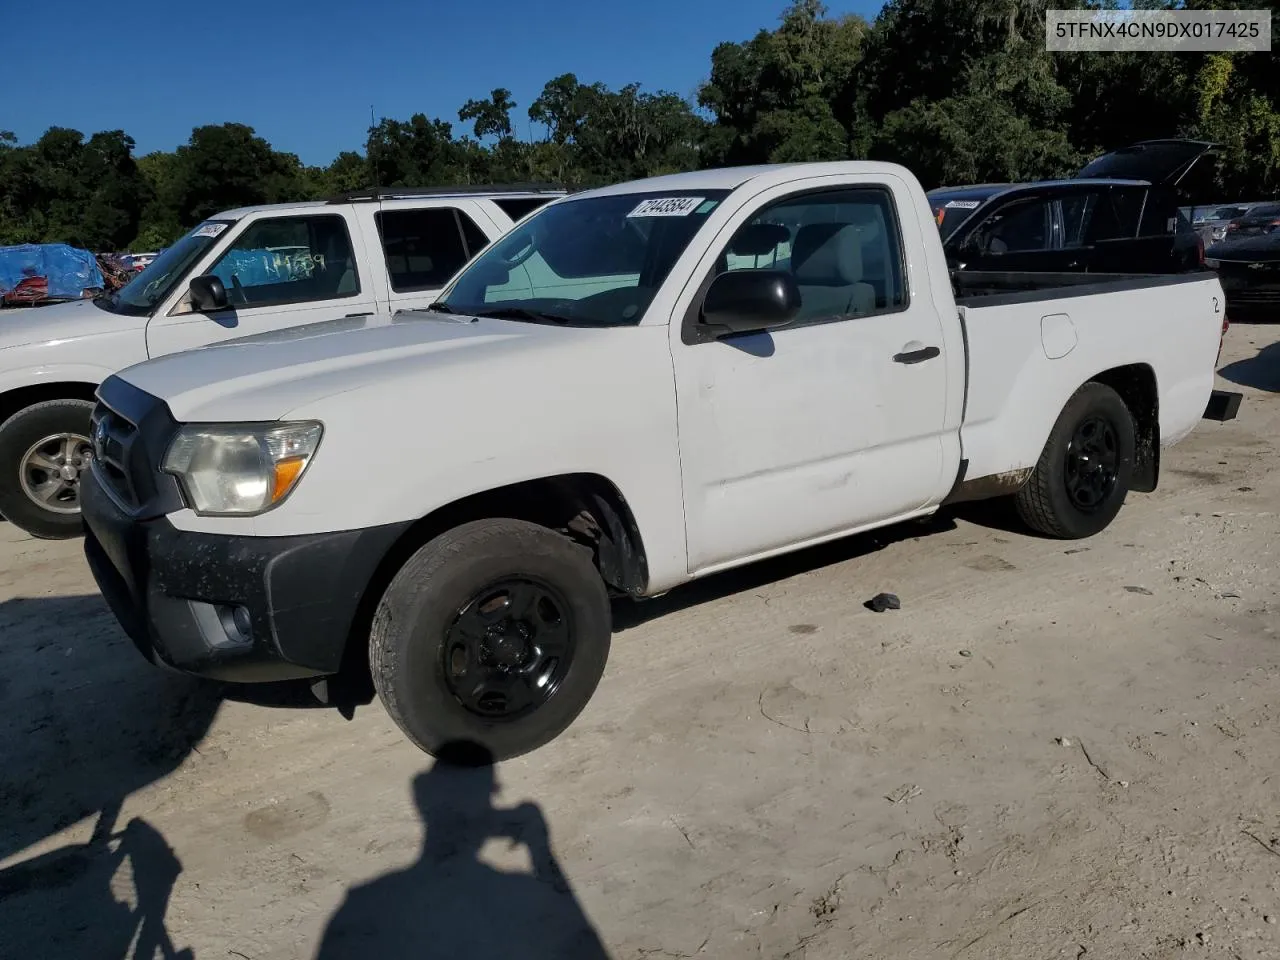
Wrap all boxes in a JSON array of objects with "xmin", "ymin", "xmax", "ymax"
[
  {"xmin": 316, "ymin": 743, "xmax": 611, "ymax": 960},
  {"xmin": 0, "ymin": 593, "xmax": 222, "ymax": 959}
]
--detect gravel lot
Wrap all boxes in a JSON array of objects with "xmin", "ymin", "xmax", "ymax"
[{"xmin": 3, "ymin": 322, "xmax": 1279, "ymax": 960}]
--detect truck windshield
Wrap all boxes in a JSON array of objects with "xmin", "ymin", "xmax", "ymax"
[
  {"xmin": 97, "ymin": 221, "xmax": 235, "ymax": 316},
  {"xmin": 435, "ymin": 190, "xmax": 730, "ymax": 327}
]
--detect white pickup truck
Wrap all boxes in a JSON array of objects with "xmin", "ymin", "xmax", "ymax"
[
  {"xmin": 80, "ymin": 161, "xmax": 1240, "ymax": 764},
  {"xmin": 0, "ymin": 185, "xmax": 561, "ymax": 538}
]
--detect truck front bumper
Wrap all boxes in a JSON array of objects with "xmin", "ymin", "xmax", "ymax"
[{"xmin": 81, "ymin": 467, "xmax": 409, "ymax": 683}]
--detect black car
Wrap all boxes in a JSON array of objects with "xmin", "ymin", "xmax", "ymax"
[
  {"xmin": 929, "ymin": 139, "xmax": 1217, "ymax": 275},
  {"xmin": 1206, "ymin": 230, "xmax": 1280, "ymax": 318}
]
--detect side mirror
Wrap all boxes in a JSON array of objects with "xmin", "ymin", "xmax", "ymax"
[
  {"xmin": 189, "ymin": 275, "xmax": 229, "ymax": 312},
  {"xmin": 700, "ymin": 270, "xmax": 800, "ymax": 335}
]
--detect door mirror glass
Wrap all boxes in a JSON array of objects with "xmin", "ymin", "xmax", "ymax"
[
  {"xmin": 189, "ymin": 274, "xmax": 229, "ymax": 313},
  {"xmin": 701, "ymin": 270, "xmax": 800, "ymax": 335}
]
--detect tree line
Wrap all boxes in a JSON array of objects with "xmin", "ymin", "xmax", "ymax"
[{"xmin": 1, "ymin": 0, "xmax": 1276, "ymax": 253}]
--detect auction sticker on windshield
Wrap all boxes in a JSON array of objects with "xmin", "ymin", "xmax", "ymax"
[
  {"xmin": 945, "ymin": 200, "xmax": 982, "ymax": 209},
  {"xmin": 193, "ymin": 222, "xmax": 230, "ymax": 239},
  {"xmin": 628, "ymin": 197, "xmax": 706, "ymax": 218}
]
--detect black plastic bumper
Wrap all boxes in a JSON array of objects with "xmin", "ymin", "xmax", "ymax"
[{"xmin": 81, "ymin": 467, "xmax": 410, "ymax": 683}]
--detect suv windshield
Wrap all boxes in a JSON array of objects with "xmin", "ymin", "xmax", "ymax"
[
  {"xmin": 97, "ymin": 221, "xmax": 235, "ymax": 316},
  {"xmin": 436, "ymin": 191, "xmax": 730, "ymax": 327}
]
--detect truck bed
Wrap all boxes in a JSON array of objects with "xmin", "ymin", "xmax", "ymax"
[
  {"xmin": 951, "ymin": 269, "xmax": 1215, "ymax": 306},
  {"xmin": 954, "ymin": 272, "xmax": 1225, "ymax": 492}
]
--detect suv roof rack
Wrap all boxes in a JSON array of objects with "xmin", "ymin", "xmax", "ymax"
[{"xmin": 328, "ymin": 183, "xmax": 568, "ymax": 204}]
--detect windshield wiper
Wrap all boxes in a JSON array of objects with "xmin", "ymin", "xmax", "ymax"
[
  {"xmin": 424, "ymin": 302, "xmax": 453, "ymax": 312},
  {"xmin": 468, "ymin": 306, "xmax": 575, "ymax": 325}
]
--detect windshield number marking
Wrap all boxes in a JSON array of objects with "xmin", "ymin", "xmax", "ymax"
[
  {"xmin": 945, "ymin": 200, "xmax": 981, "ymax": 209},
  {"xmin": 193, "ymin": 222, "xmax": 230, "ymax": 239},
  {"xmin": 628, "ymin": 197, "xmax": 706, "ymax": 218}
]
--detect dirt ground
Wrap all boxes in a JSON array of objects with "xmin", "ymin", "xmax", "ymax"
[{"xmin": 3, "ymin": 322, "xmax": 1280, "ymax": 960}]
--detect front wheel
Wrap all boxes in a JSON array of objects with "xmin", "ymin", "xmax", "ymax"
[
  {"xmin": 1015, "ymin": 382, "xmax": 1136, "ymax": 539},
  {"xmin": 369, "ymin": 518, "xmax": 611, "ymax": 763},
  {"xmin": 0, "ymin": 399, "xmax": 95, "ymax": 540}
]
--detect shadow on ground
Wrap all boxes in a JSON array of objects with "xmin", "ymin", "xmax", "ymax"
[
  {"xmin": 317, "ymin": 743, "xmax": 610, "ymax": 959},
  {"xmin": 0, "ymin": 593, "xmax": 332, "ymax": 959},
  {"xmin": 614, "ymin": 511, "xmax": 960, "ymax": 630},
  {"xmin": 1219, "ymin": 340, "xmax": 1280, "ymax": 392}
]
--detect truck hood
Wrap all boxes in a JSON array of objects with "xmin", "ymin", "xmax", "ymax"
[
  {"xmin": 116, "ymin": 310, "xmax": 603, "ymax": 422},
  {"xmin": 0, "ymin": 297, "xmax": 145, "ymax": 350}
]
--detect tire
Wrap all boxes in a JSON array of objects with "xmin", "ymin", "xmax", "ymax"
[
  {"xmin": 0, "ymin": 399, "xmax": 95, "ymax": 540},
  {"xmin": 370, "ymin": 518, "xmax": 611, "ymax": 764},
  {"xmin": 1015, "ymin": 382, "xmax": 1136, "ymax": 540}
]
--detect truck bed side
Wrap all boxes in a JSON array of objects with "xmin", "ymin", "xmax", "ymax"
[{"xmin": 957, "ymin": 274, "xmax": 1224, "ymax": 486}]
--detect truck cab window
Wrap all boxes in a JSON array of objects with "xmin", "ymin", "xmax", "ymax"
[
  {"xmin": 207, "ymin": 215, "xmax": 358, "ymax": 308},
  {"xmin": 719, "ymin": 187, "xmax": 906, "ymax": 323}
]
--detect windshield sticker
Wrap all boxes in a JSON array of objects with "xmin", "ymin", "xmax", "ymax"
[
  {"xmin": 945, "ymin": 200, "xmax": 981, "ymax": 209},
  {"xmin": 628, "ymin": 196, "xmax": 706, "ymax": 218},
  {"xmin": 694, "ymin": 199, "xmax": 719, "ymax": 215},
  {"xmin": 193, "ymin": 222, "xmax": 229, "ymax": 239}
]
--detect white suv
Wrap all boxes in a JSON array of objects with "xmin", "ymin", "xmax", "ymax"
[{"xmin": 0, "ymin": 185, "xmax": 562, "ymax": 538}]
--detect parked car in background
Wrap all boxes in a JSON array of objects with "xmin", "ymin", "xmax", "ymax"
[
  {"xmin": 1222, "ymin": 201, "xmax": 1280, "ymax": 239},
  {"xmin": 1206, "ymin": 229, "xmax": 1280, "ymax": 318},
  {"xmin": 1191, "ymin": 203, "xmax": 1261, "ymax": 245},
  {"xmin": 79, "ymin": 160, "xmax": 1235, "ymax": 761},
  {"xmin": 929, "ymin": 139, "xmax": 1217, "ymax": 275},
  {"xmin": 0, "ymin": 184, "xmax": 563, "ymax": 539}
]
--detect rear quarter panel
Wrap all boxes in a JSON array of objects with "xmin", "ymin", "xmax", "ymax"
[{"xmin": 959, "ymin": 275, "xmax": 1224, "ymax": 483}]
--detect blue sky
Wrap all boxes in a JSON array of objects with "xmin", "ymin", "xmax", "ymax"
[{"xmin": 7, "ymin": 0, "xmax": 882, "ymax": 166}]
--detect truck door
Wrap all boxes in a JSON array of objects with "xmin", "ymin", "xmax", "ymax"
[
  {"xmin": 146, "ymin": 207, "xmax": 377, "ymax": 357},
  {"xmin": 669, "ymin": 180, "xmax": 955, "ymax": 574}
]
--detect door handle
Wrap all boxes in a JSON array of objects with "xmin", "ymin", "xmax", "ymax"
[{"xmin": 893, "ymin": 345, "xmax": 941, "ymax": 364}]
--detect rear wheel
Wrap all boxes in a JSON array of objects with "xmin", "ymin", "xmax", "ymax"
[
  {"xmin": 1015, "ymin": 382, "xmax": 1136, "ymax": 539},
  {"xmin": 369, "ymin": 518, "xmax": 611, "ymax": 763},
  {"xmin": 0, "ymin": 399, "xmax": 95, "ymax": 539}
]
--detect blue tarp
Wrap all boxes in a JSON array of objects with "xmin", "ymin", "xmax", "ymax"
[{"xmin": 0, "ymin": 243, "xmax": 105, "ymax": 299}]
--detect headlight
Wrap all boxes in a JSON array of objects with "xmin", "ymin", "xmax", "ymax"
[
  {"xmin": 162, "ymin": 421, "xmax": 323, "ymax": 515},
  {"xmin": 1204, "ymin": 258, "xmax": 1220, "ymax": 269}
]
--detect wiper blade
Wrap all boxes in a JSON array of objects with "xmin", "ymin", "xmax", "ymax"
[
  {"xmin": 470, "ymin": 306, "xmax": 574, "ymax": 325},
  {"xmin": 424, "ymin": 302, "xmax": 453, "ymax": 312}
]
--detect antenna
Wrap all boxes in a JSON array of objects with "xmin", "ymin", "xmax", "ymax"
[{"xmin": 368, "ymin": 104, "xmax": 381, "ymax": 199}]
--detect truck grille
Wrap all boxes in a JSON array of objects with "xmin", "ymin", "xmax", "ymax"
[
  {"xmin": 89, "ymin": 376, "xmax": 187, "ymax": 519},
  {"xmin": 90, "ymin": 404, "xmax": 141, "ymax": 508}
]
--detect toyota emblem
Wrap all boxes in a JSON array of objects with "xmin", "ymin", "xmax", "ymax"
[{"xmin": 92, "ymin": 417, "xmax": 108, "ymax": 460}]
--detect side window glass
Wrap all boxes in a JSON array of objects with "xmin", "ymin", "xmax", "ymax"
[
  {"xmin": 1080, "ymin": 188, "xmax": 1142, "ymax": 243},
  {"xmin": 207, "ymin": 215, "xmax": 358, "ymax": 307},
  {"xmin": 377, "ymin": 208, "xmax": 474, "ymax": 292},
  {"xmin": 1061, "ymin": 194, "xmax": 1098, "ymax": 248},
  {"xmin": 977, "ymin": 198, "xmax": 1053, "ymax": 253},
  {"xmin": 494, "ymin": 197, "xmax": 554, "ymax": 222},
  {"xmin": 459, "ymin": 213, "xmax": 491, "ymax": 258},
  {"xmin": 718, "ymin": 187, "xmax": 907, "ymax": 326}
]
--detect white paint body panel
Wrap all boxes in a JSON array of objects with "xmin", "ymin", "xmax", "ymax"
[
  {"xmin": 0, "ymin": 194, "xmax": 543, "ymax": 396},
  {"xmin": 108, "ymin": 161, "xmax": 1228, "ymax": 597}
]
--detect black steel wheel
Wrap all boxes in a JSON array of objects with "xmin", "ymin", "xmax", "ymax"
[
  {"xmin": 1063, "ymin": 415, "xmax": 1120, "ymax": 513},
  {"xmin": 442, "ymin": 577, "xmax": 576, "ymax": 721},
  {"xmin": 370, "ymin": 518, "xmax": 611, "ymax": 763},
  {"xmin": 1016, "ymin": 382, "xmax": 1136, "ymax": 539}
]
